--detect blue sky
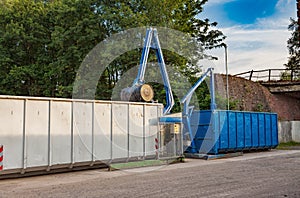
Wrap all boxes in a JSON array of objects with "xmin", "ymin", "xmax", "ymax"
[{"xmin": 201, "ymin": 0, "xmax": 296, "ymax": 74}]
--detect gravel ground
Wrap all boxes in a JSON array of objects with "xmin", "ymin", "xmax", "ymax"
[{"xmin": 0, "ymin": 150, "xmax": 299, "ymax": 198}]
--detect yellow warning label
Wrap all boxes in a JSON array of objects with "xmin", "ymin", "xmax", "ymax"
[{"xmin": 174, "ymin": 124, "xmax": 180, "ymax": 134}]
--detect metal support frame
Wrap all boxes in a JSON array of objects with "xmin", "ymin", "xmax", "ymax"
[
  {"xmin": 180, "ymin": 68, "xmax": 215, "ymax": 153},
  {"xmin": 133, "ymin": 28, "xmax": 174, "ymax": 114}
]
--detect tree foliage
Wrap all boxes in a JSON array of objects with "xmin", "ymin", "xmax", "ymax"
[
  {"xmin": 0, "ymin": 0, "xmax": 226, "ymax": 110},
  {"xmin": 285, "ymin": 18, "xmax": 300, "ymax": 71}
]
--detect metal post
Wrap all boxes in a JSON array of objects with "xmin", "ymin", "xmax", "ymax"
[
  {"xmin": 70, "ymin": 101, "xmax": 74, "ymax": 168},
  {"xmin": 143, "ymin": 104, "xmax": 146, "ymax": 159},
  {"xmin": 127, "ymin": 104, "xmax": 130, "ymax": 161},
  {"xmin": 47, "ymin": 100, "xmax": 52, "ymax": 171},
  {"xmin": 91, "ymin": 101, "xmax": 95, "ymax": 164},
  {"xmin": 224, "ymin": 44, "xmax": 229, "ymax": 110},
  {"xmin": 21, "ymin": 99, "xmax": 27, "ymax": 173},
  {"xmin": 110, "ymin": 103, "xmax": 113, "ymax": 163},
  {"xmin": 249, "ymin": 70, "xmax": 253, "ymax": 81},
  {"xmin": 210, "ymin": 69, "xmax": 216, "ymax": 111}
]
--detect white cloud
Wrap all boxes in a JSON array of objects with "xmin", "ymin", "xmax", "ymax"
[
  {"xmin": 255, "ymin": 0, "xmax": 296, "ymax": 30},
  {"xmin": 255, "ymin": 18, "xmax": 289, "ymax": 30},
  {"xmin": 276, "ymin": 0, "xmax": 294, "ymax": 13},
  {"xmin": 207, "ymin": 27, "xmax": 290, "ymax": 74},
  {"xmin": 203, "ymin": 0, "xmax": 295, "ymax": 75}
]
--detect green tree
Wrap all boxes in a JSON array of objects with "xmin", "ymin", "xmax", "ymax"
[
  {"xmin": 46, "ymin": 0, "xmax": 107, "ymax": 97},
  {"xmin": 0, "ymin": 0, "xmax": 107, "ymax": 97},
  {"xmin": 0, "ymin": 0, "xmax": 50, "ymax": 96},
  {"xmin": 0, "ymin": 0, "xmax": 225, "ymax": 110},
  {"xmin": 285, "ymin": 18, "xmax": 300, "ymax": 79}
]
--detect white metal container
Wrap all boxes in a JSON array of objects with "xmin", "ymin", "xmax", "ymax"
[{"xmin": 0, "ymin": 95, "xmax": 163, "ymax": 175}]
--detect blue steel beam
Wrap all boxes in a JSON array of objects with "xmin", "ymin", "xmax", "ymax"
[
  {"xmin": 180, "ymin": 68, "xmax": 215, "ymax": 153},
  {"xmin": 132, "ymin": 28, "xmax": 174, "ymax": 114},
  {"xmin": 133, "ymin": 28, "xmax": 153, "ymax": 85},
  {"xmin": 152, "ymin": 30, "xmax": 174, "ymax": 114}
]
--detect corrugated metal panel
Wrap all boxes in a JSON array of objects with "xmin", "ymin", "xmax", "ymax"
[
  {"xmin": 271, "ymin": 114, "xmax": 279, "ymax": 147},
  {"xmin": 244, "ymin": 113, "xmax": 252, "ymax": 149},
  {"xmin": 188, "ymin": 110, "xmax": 278, "ymax": 154}
]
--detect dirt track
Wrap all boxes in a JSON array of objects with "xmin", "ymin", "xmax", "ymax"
[{"xmin": 0, "ymin": 150, "xmax": 300, "ymax": 198}]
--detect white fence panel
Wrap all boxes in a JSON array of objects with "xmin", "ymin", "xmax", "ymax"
[
  {"xmin": 94, "ymin": 102, "xmax": 111, "ymax": 161},
  {"xmin": 50, "ymin": 101, "xmax": 72, "ymax": 165},
  {"xmin": 129, "ymin": 105, "xmax": 144, "ymax": 158},
  {"xmin": 73, "ymin": 102, "xmax": 93, "ymax": 163},
  {"xmin": 0, "ymin": 99, "xmax": 24, "ymax": 169},
  {"xmin": 26, "ymin": 100, "xmax": 49, "ymax": 168},
  {"xmin": 112, "ymin": 104, "xmax": 129, "ymax": 159},
  {"xmin": 145, "ymin": 105, "xmax": 162, "ymax": 156}
]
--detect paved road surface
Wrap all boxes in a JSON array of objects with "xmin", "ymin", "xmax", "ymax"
[{"xmin": 0, "ymin": 150, "xmax": 299, "ymax": 198}]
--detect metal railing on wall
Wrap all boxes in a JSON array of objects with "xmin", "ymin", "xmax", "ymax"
[{"xmin": 234, "ymin": 69, "xmax": 300, "ymax": 82}]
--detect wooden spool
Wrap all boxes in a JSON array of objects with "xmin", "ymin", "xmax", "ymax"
[{"xmin": 121, "ymin": 84, "xmax": 154, "ymax": 102}]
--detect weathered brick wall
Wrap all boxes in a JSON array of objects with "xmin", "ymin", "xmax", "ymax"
[{"xmin": 216, "ymin": 74, "xmax": 300, "ymax": 121}]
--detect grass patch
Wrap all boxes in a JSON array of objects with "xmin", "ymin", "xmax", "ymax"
[
  {"xmin": 109, "ymin": 157, "xmax": 184, "ymax": 170},
  {"xmin": 277, "ymin": 141, "xmax": 300, "ymax": 150},
  {"xmin": 110, "ymin": 160, "xmax": 165, "ymax": 170}
]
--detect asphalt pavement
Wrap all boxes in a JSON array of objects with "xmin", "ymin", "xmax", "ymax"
[{"xmin": 0, "ymin": 149, "xmax": 299, "ymax": 198}]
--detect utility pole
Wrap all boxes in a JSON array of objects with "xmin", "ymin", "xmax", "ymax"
[
  {"xmin": 221, "ymin": 43, "xmax": 229, "ymax": 110},
  {"xmin": 225, "ymin": 45, "xmax": 229, "ymax": 110}
]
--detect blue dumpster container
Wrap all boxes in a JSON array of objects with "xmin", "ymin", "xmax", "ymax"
[{"xmin": 185, "ymin": 110, "xmax": 278, "ymax": 154}]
